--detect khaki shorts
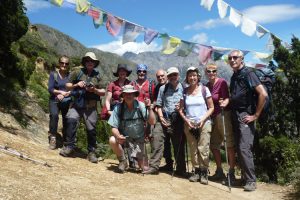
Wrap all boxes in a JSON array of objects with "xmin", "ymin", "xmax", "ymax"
[{"xmin": 210, "ymin": 110, "xmax": 234, "ymax": 149}]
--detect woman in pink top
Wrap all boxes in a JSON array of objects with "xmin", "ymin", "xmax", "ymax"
[
  {"xmin": 103, "ymin": 64, "xmax": 131, "ymax": 119},
  {"xmin": 206, "ymin": 64, "xmax": 236, "ymax": 185}
]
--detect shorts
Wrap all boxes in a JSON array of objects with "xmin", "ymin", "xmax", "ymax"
[
  {"xmin": 210, "ymin": 110, "xmax": 234, "ymax": 149},
  {"xmin": 124, "ymin": 137, "xmax": 145, "ymax": 161}
]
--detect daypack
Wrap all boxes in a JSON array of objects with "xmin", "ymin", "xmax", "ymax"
[{"xmin": 230, "ymin": 67, "xmax": 275, "ymax": 120}]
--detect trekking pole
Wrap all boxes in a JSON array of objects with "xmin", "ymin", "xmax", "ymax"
[
  {"xmin": 220, "ymin": 105, "xmax": 231, "ymax": 192},
  {"xmin": 172, "ymin": 130, "xmax": 184, "ymax": 178},
  {"xmin": 0, "ymin": 145, "xmax": 52, "ymax": 167},
  {"xmin": 185, "ymin": 142, "xmax": 189, "ymax": 173}
]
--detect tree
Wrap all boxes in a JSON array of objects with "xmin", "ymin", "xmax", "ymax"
[{"xmin": 0, "ymin": 0, "xmax": 29, "ymax": 89}]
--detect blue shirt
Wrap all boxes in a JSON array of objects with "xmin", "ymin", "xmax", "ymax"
[
  {"xmin": 156, "ymin": 82, "xmax": 184, "ymax": 115},
  {"xmin": 108, "ymin": 100, "xmax": 148, "ymax": 139},
  {"xmin": 48, "ymin": 71, "xmax": 70, "ymax": 100}
]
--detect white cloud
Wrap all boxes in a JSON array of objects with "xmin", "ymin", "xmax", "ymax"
[
  {"xmin": 184, "ymin": 18, "xmax": 229, "ymax": 30},
  {"xmin": 92, "ymin": 38, "xmax": 161, "ymax": 55},
  {"xmin": 24, "ymin": 0, "xmax": 51, "ymax": 12},
  {"xmin": 243, "ymin": 4, "xmax": 300, "ymax": 24},
  {"xmin": 190, "ymin": 33, "xmax": 208, "ymax": 44}
]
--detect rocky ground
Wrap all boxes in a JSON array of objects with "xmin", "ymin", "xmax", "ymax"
[{"xmin": 0, "ymin": 128, "xmax": 296, "ymax": 200}]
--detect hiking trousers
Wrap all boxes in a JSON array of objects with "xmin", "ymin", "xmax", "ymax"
[
  {"xmin": 232, "ymin": 110, "xmax": 256, "ymax": 183},
  {"xmin": 64, "ymin": 106, "xmax": 98, "ymax": 152},
  {"xmin": 49, "ymin": 99, "xmax": 70, "ymax": 140},
  {"xmin": 148, "ymin": 121, "xmax": 164, "ymax": 170}
]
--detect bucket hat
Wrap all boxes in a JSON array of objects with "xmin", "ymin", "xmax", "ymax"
[
  {"xmin": 167, "ymin": 67, "xmax": 179, "ymax": 76},
  {"xmin": 81, "ymin": 52, "xmax": 100, "ymax": 67},
  {"xmin": 121, "ymin": 85, "xmax": 139, "ymax": 97},
  {"xmin": 113, "ymin": 64, "xmax": 132, "ymax": 77}
]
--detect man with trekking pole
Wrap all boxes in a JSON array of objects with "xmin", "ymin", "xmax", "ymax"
[{"xmin": 228, "ymin": 50, "xmax": 267, "ymax": 191}]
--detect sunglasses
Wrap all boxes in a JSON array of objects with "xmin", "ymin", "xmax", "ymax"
[
  {"xmin": 206, "ymin": 69, "xmax": 217, "ymax": 74},
  {"xmin": 137, "ymin": 70, "xmax": 147, "ymax": 74},
  {"xmin": 228, "ymin": 56, "xmax": 240, "ymax": 60},
  {"xmin": 59, "ymin": 61, "xmax": 69, "ymax": 66}
]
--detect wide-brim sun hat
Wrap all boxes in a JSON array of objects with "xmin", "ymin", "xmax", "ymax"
[
  {"xmin": 113, "ymin": 64, "xmax": 132, "ymax": 77},
  {"xmin": 81, "ymin": 52, "xmax": 100, "ymax": 67},
  {"xmin": 166, "ymin": 67, "xmax": 179, "ymax": 76},
  {"xmin": 121, "ymin": 85, "xmax": 139, "ymax": 97}
]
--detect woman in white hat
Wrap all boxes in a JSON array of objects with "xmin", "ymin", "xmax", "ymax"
[
  {"xmin": 178, "ymin": 66, "xmax": 214, "ymax": 184},
  {"xmin": 101, "ymin": 64, "xmax": 132, "ymax": 120}
]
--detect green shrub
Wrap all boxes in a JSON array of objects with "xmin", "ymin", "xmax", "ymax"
[
  {"xmin": 255, "ymin": 135, "xmax": 300, "ymax": 184},
  {"xmin": 76, "ymin": 119, "xmax": 112, "ymax": 158}
]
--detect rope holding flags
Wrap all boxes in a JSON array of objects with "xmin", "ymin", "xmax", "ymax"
[{"xmin": 49, "ymin": 0, "xmax": 281, "ymax": 66}]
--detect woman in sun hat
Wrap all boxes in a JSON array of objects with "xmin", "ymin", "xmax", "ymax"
[{"xmin": 101, "ymin": 64, "xmax": 132, "ymax": 120}]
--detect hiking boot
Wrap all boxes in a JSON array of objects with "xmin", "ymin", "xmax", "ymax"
[
  {"xmin": 59, "ymin": 146, "xmax": 74, "ymax": 157},
  {"xmin": 244, "ymin": 181, "xmax": 256, "ymax": 192},
  {"xmin": 87, "ymin": 151, "xmax": 98, "ymax": 163},
  {"xmin": 49, "ymin": 135, "xmax": 56, "ymax": 150},
  {"xmin": 142, "ymin": 167, "xmax": 159, "ymax": 175},
  {"xmin": 189, "ymin": 169, "xmax": 200, "ymax": 182},
  {"xmin": 222, "ymin": 169, "xmax": 237, "ymax": 186},
  {"xmin": 117, "ymin": 159, "xmax": 128, "ymax": 173},
  {"xmin": 159, "ymin": 164, "xmax": 173, "ymax": 172},
  {"xmin": 200, "ymin": 169, "xmax": 208, "ymax": 185},
  {"xmin": 209, "ymin": 168, "xmax": 226, "ymax": 181},
  {"xmin": 174, "ymin": 170, "xmax": 187, "ymax": 178}
]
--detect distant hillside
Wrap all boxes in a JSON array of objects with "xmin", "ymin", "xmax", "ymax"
[
  {"xmin": 123, "ymin": 51, "xmax": 233, "ymax": 83},
  {"xmin": 34, "ymin": 24, "xmax": 137, "ymax": 85}
]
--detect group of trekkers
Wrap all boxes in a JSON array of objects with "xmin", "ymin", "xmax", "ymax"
[{"xmin": 48, "ymin": 50, "xmax": 267, "ymax": 192}]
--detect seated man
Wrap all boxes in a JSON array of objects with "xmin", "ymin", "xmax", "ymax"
[{"xmin": 108, "ymin": 85, "xmax": 156, "ymax": 173}]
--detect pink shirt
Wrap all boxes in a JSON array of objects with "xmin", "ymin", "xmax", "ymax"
[{"xmin": 206, "ymin": 78, "xmax": 230, "ymax": 117}]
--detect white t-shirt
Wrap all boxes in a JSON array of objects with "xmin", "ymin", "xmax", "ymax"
[{"xmin": 184, "ymin": 85, "xmax": 211, "ymax": 123}]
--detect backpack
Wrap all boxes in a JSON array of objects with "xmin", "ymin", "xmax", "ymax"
[{"xmin": 231, "ymin": 67, "xmax": 275, "ymax": 120}]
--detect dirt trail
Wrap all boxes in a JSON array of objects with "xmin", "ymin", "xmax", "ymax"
[{"xmin": 0, "ymin": 130, "xmax": 292, "ymax": 200}]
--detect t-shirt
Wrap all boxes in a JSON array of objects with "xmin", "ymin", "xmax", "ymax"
[
  {"xmin": 230, "ymin": 66, "xmax": 261, "ymax": 111},
  {"xmin": 108, "ymin": 100, "xmax": 148, "ymax": 139},
  {"xmin": 48, "ymin": 71, "xmax": 70, "ymax": 100},
  {"xmin": 183, "ymin": 85, "xmax": 211, "ymax": 123},
  {"xmin": 131, "ymin": 79, "xmax": 155, "ymax": 103},
  {"xmin": 107, "ymin": 79, "xmax": 131, "ymax": 103},
  {"xmin": 206, "ymin": 78, "xmax": 230, "ymax": 118}
]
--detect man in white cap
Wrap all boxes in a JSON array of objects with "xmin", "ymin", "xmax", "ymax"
[
  {"xmin": 60, "ymin": 52, "xmax": 105, "ymax": 163},
  {"xmin": 151, "ymin": 67, "xmax": 186, "ymax": 177},
  {"xmin": 108, "ymin": 85, "xmax": 156, "ymax": 173}
]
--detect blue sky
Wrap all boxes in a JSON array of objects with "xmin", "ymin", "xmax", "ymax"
[{"xmin": 25, "ymin": 0, "xmax": 300, "ymax": 63}]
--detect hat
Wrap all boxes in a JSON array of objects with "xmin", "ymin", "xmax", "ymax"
[
  {"xmin": 187, "ymin": 66, "xmax": 201, "ymax": 76},
  {"xmin": 136, "ymin": 64, "xmax": 148, "ymax": 72},
  {"xmin": 113, "ymin": 64, "xmax": 132, "ymax": 77},
  {"xmin": 81, "ymin": 52, "xmax": 100, "ymax": 67},
  {"xmin": 167, "ymin": 67, "xmax": 179, "ymax": 76},
  {"xmin": 121, "ymin": 85, "xmax": 139, "ymax": 97}
]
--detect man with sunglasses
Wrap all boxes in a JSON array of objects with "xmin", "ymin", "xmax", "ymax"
[
  {"xmin": 59, "ymin": 52, "xmax": 106, "ymax": 163},
  {"xmin": 129, "ymin": 64, "xmax": 156, "ymax": 168},
  {"xmin": 228, "ymin": 50, "xmax": 267, "ymax": 191}
]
